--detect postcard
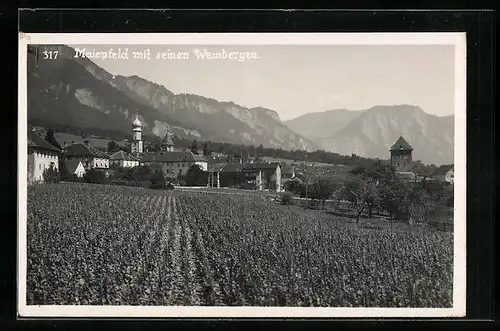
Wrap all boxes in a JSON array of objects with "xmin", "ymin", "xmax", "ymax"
[{"xmin": 18, "ymin": 32, "xmax": 466, "ymax": 318}]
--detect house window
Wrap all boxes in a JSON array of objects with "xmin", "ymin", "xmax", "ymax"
[{"xmin": 39, "ymin": 164, "xmax": 41, "ymax": 170}]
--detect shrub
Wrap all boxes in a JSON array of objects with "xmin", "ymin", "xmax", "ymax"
[
  {"xmin": 43, "ymin": 166, "xmax": 60, "ymax": 183},
  {"xmin": 83, "ymin": 169, "xmax": 106, "ymax": 184},
  {"xmin": 150, "ymin": 169, "xmax": 167, "ymax": 190},
  {"xmin": 281, "ymin": 191, "xmax": 293, "ymax": 205},
  {"xmin": 186, "ymin": 164, "xmax": 208, "ymax": 186}
]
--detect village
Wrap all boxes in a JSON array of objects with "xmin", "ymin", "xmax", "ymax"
[
  {"xmin": 22, "ymin": 33, "xmax": 464, "ymax": 310},
  {"xmin": 27, "ymin": 114, "xmax": 454, "ymax": 231},
  {"xmin": 28, "ymin": 115, "xmax": 454, "ymax": 188}
]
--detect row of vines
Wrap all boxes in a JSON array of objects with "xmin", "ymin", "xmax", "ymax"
[{"xmin": 27, "ymin": 183, "xmax": 453, "ymax": 307}]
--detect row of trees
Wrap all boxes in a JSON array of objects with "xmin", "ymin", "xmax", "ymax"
[
  {"xmin": 285, "ymin": 162, "xmax": 453, "ymax": 224},
  {"xmin": 53, "ymin": 161, "xmax": 208, "ymax": 190}
]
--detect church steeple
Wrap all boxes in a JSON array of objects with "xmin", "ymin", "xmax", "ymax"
[
  {"xmin": 160, "ymin": 128, "xmax": 174, "ymax": 152},
  {"xmin": 131, "ymin": 114, "xmax": 143, "ymax": 154}
]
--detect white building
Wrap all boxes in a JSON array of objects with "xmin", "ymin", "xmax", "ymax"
[
  {"xmin": 110, "ymin": 150, "xmax": 141, "ymax": 168},
  {"xmin": 193, "ymin": 154, "xmax": 208, "ymax": 172},
  {"xmin": 432, "ymin": 164, "xmax": 454, "ymax": 184},
  {"xmin": 27, "ymin": 130, "xmax": 61, "ymax": 184},
  {"xmin": 131, "ymin": 115, "xmax": 143, "ymax": 154}
]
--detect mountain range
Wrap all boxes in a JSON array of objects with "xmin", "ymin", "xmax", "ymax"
[
  {"xmin": 27, "ymin": 45, "xmax": 318, "ymax": 151},
  {"xmin": 285, "ymin": 106, "xmax": 454, "ymax": 165},
  {"xmin": 27, "ymin": 45, "xmax": 454, "ymax": 165}
]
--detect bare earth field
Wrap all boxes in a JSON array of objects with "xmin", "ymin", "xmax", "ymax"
[{"xmin": 26, "ymin": 182, "xmax": 453, "ymax": 307}]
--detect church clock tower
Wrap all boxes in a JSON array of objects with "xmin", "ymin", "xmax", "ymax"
[{"xmin": 131, "ymin": 115, "xmax": 143, "ymax": 154}]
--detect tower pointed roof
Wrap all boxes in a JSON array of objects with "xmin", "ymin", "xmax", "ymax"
[
  {"xmin": 161, "ymin": 130, "xmax": 174, "ymax": 147},
  {"xmin": 390, "ymin": 136, "xmax": 413, "ymax": 151}
]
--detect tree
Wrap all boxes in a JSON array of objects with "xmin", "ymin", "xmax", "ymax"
[
  {"xmin": 83, "ymin": 169, "xmax": 105, "ymax": 184},
  {"xmin": 308, "ymin": 177, "xmax": 338, "ymax": 209},
  {"xmin": 281, "ymin": 191, "xmax": 293, "ymax": 205},
  {"xmin": 203, "ymin": 142, "xmax": 211, "ymax": 156},
  {"xmin": 59, "ymin": 159, "xmax": 74, "ymax": 182},
  {"xmin": 342, "ymin": 178, "xmax": 369, "ymax": 223},
  {"xmin": 43, "ymin": 164, "xmax": 60, "ymax": 183},
  {"xmin": 350, "ymin": 162, "xmax": 396, "ymax": 218},
  {"xmin": 107, "ymin": 140, "xmax": 120, "ymax": 154},
  {"xmin": 284, "ymin": 178, "xmax": 304, "ymax": 195},
  {"xmin": 186, "ymin": 164, "xmax": 208, "ymax": 186},
  {"xmin": 256, "ymin": 144, "xmax": 264, "ymax": 157},
  {"xmin": 191, "ymin": 139, "xmax": 198, "ymax": 154},
  {"xmin": 44, "ymin": 128, "xmax": 61, "ymax": 150},
  {"xmin": 150, "ymin": 168, "xmax": 167, "ymax": 189}
]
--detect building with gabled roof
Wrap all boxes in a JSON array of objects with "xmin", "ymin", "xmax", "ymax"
[
  {"xmin": 243, "ymin": 162, "xmax": 282, "ymax": 191},
  {"xmin": 63, "ymin": 140, "xmax": 110, "ymax": 171},
  {"xmin": 110, "ymin": 150, "xmax": 141, "ymax": 168},
  {"xmin": 432, "ymin": 164, "xmax": 454, "ymax": 184},
  {"xmin": 65, "ymin": 159, "xmax": 86, "ymax": 178},
  {"xmin": 390, "ymin": 136, "xmax": 413, "ymax": 172},
  {"xmin": 27, "ymin": 130, "xmax": 61, "ymax": 184},
  {"xmin": 207, "ymin": 161, "xmax": 282, "ymax": 191},
  {"xmin": 141, "ymin": 150, "xmax": 196, "ymax": 178}
]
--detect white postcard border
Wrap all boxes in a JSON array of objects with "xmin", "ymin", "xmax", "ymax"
[{"xmin": 18, "ymin": 32, "xmax": 467, "ymax": 318}]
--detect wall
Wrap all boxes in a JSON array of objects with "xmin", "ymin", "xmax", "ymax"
[
  {"xmin": 195, "ymin": 161, "xmax": 208, "ymax": 172},
  {"xmin": 92, "ymin": 158, "xmax": 109, "ymax": 169},
  {"xmin": 74, "ymin": 163, "xmax": 86, "ymax": 177},
  {"xmin": 27, "ymin": 151, "xmax": 34, "ymax": 184},
  {"xmin": 131, "ymin": 140, "xmax": 143, "ymax": 154},
  {"xmin": 32, "ymin": 150, "xmax": 59, "ymax": 182},
  {"xmin": 160, "ymin": 161, "xmax": 195, "ymax": 177},
  {"xmin": 118, "ymin": 160, "xmax": 139, "ymax": 168},
  {"xmin": 391, "ymin": 151, "xmax": 412, "ymax": 171}
]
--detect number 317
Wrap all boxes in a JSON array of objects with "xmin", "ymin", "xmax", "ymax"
[{"xmin": 42, "ymin": 51, "xmax": 59, "ymax": 59}]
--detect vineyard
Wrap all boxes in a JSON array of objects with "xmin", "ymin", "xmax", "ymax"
[{"xmin": 27, "ymin": 183, "xmax": 453, "ymax": 307}]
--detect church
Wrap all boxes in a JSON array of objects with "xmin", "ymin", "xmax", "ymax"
[{"xmin": 129, "ymin": 115, "xmax": 208, "ymax": 180}]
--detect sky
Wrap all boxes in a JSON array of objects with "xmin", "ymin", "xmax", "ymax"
[{"xmin": 74, "ymin": 44, "xmax": 455, "ymax": 121}]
